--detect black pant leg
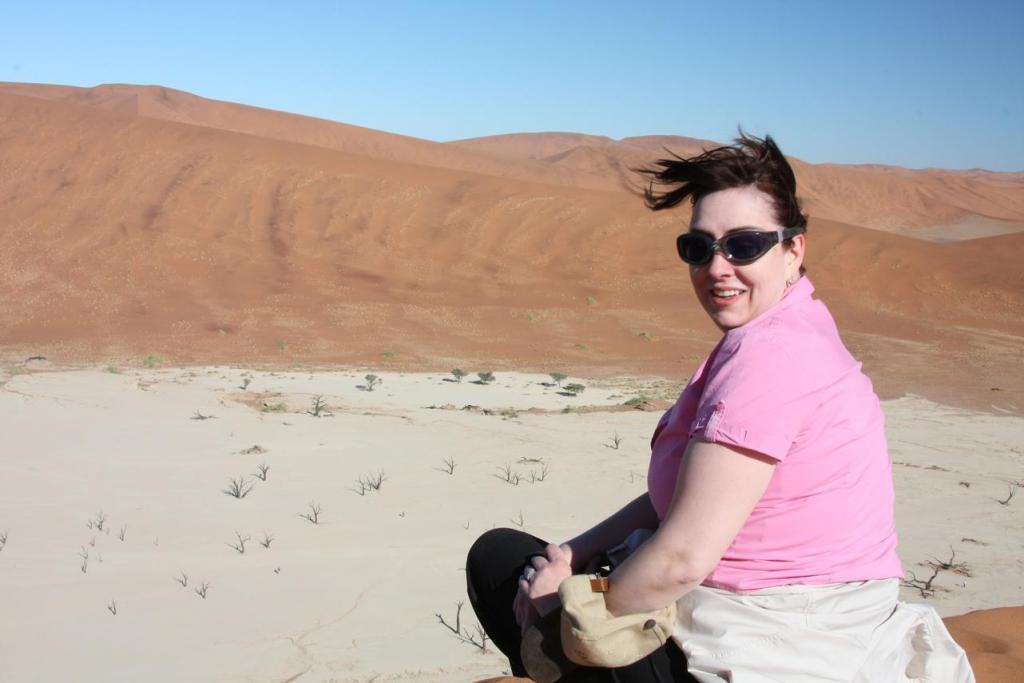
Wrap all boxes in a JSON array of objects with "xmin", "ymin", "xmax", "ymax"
[
  {"xmin": 466, "ymin": 527, "xmax": 697, "ymax": 683},
  {"xmin": 466, "ymin": 527, "xmax": 550, "ymax": 677},
  {"xmin": 609, "ymin": 639, "xmax": 696, "ymax": 683}
]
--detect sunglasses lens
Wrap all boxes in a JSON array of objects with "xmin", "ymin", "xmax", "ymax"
[
  {"xmin": 677, "ymin": 234, "xmax": 712, "ymax": 264},
  {"xmin": 723, "ymin": 233, "xmax": 770, "ymax": 263}
]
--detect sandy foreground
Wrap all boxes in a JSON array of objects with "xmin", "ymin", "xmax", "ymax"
[{"xmin": 1, "ymin": 366, "xmax": 1021, "ymax": 683}]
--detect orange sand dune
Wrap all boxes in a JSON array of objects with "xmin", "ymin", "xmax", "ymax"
[
  {"xmin": 0, "ymin": 87, "xmax": 1022, "ymax": 414},
  {"xmin": 6, "ymin": 82, "xmax": 1023, "ymax": 242},
  {"xmin": 449, "ymin": 132, "xmax": 718, "ymax": 191},
  {"xmin": 945, "ymin": 607, "xmax": 1024, "ymax": 683},
  {"xmin": 453, "ymin": 133, "xmax": 1024, "ymax": 238},
  {"xmin": 533, "ymin": 135, "xmax": 715, "ymax": 194},
  {"xmin": 790, "ymin": 159, "xmax": 1024, "ymax": 234},
  {"xmin": 0, "ymin": 82, "xmax": 617, "ymax": 192},
  {"xmin": 448, "ymin": 131, "xmax": 713, "ymax": 165}
]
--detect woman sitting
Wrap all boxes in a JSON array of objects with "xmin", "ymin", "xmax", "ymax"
[{"xmin": 466, "ymin": 134, "xmax": 974, "ymax": 682}]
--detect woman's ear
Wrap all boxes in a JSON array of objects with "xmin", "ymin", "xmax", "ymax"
[{"xmin": 785, "ymin": 234, "xmax": 806, "ymax": 277}]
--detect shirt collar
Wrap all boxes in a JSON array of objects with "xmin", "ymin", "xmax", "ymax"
[{"xmin": 724, "ymin": 276, "xmax": 815, "ymax": 338}]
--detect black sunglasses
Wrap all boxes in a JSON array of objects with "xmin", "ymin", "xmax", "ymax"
[{"xmin": 676, "ymin": 226, "xmax": 806, "ymax": 266}]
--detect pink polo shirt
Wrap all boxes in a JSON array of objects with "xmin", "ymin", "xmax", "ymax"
[{"xmin": 647, "ymin": 277, "xmax": 902, "ymax": 592}]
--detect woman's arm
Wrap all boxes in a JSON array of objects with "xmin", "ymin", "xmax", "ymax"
[
  {"xmin": 603, "ymin": 439, "xmax": 775, "ymax": 616},
  {"xmin": 561, "ymin": 492, "xmax": 660, "ymax": 571}
]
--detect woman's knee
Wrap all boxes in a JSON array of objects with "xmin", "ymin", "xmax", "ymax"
[
  {"xmin": 468, "ymin": 527, "xmax": 531, "ymax": 560},
  {"xmin": 466, "ymin": 527, "xmax": 547, "ymax": 589}
]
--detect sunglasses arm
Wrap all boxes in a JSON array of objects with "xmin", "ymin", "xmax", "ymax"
[{"xmin": 779, "ymin": 226, "xmax": 806, "ymax": 241}]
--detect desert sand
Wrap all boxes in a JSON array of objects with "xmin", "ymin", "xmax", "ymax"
[
  {"xmin": 0, "ymin": 364, "xmax": 1021, "ymax": 682},
  {"xmin": 1, "ymin": 82, "xmax": 1023, "ymax": 681}
]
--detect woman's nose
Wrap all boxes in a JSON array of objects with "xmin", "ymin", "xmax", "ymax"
[{"xmin": 706, "ymin": 250, "xmax": 733, "ymax": 277}]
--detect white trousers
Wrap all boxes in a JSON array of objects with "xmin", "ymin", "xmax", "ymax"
[{"xmin": 674, "ymin": 579, "xmax": 975, "ymax": 683}]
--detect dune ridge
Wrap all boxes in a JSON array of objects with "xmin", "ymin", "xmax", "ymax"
[
  {"xmin": 0, "ymin": 82, "xmax": 619, "ymax": 192},
  {"xmin": 451, "ymin": 131, "xmax": 1024, "ymax": 235},
  {"xmin": 6, "ymin": 81, "xmax": 1023, "ymax": 238}
]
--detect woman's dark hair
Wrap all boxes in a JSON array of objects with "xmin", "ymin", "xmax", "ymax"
[{"xmin": 639, "ymin": 132, "xmax": 808, "ymax": 237}]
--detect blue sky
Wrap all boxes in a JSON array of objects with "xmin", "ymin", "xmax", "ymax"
[{"xmin": 2, "ymin": 1, "xmax": 1021, "ymax": 170}]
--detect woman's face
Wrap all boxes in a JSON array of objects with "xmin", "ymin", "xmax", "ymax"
[{"xmin": 688, "ymin": 186, "xmax": 805, "ymax": 332}]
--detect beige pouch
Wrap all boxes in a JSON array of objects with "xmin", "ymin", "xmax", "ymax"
[{"xmin": 558, "ymin": 573, "xmax": 676, "ymax": 669}]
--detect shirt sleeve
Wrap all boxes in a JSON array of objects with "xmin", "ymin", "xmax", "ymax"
[
  {"xmin": 689, "ymin": 330, "xmax": 818, "ymax": 461},
  {"xmin": 649, "ymin": 407, "xmax": 674, "ymax": 450}
]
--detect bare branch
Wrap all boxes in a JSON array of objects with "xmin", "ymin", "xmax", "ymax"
[
  {"xmin": 223, "ymin": 476, "xmax": 254, "ymax": 499},
  {"xmin": 901, "ymin": 565, "xmax": 942, "ymax": 598},
  {"xmin": 529, "ymin": 464, "xmax": 549, "ymax": 483},
  {"xmin": 227, "ymin": 531, "xmax": 251, "ymax": 554},
  {"xmin": 901, "ymin": 546, "xmax": 971, "ymax": 597},
  {"xmin": 436, "ymin": 601, "xmax": 463, "ymax": 635},
  {"xmin": 928, "ymin": 546, "xmax": 972, "ymax": 577},
  {"xmin": 997, "ymin": 484, "xmax": 1016, "ymax": 506},
  {"xmin": 436, "ymin": 601, "xmax": 488, "ymax": 652},
  {"xmin": 351, "ymin": 470, "xmax": 387, "ymax": 495},
  {"xmin": 496, "ymin": 463, "xmax": 521, "ymax": 486},
  {"xmin": 300, "ymin": 502, "xmax": 322, "ymax": 524},
  {"xmin": 86, "ymin": 511, "xmax": 107, "ymax": 532}
]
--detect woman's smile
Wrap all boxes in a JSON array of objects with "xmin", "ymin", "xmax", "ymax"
[{"xmin": 709, "ymin": 286, "xmax": 747, "ymax": 305}]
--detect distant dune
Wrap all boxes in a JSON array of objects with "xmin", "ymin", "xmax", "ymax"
[
  {"xmin": 0, "ymin": 82, "xmax": 618, "ymax": 192},
  {"xmin": 451, "ymin": 131, "xmax": 1024, "ymax": 237},
  {"xmin": 449, "ymin": 132, "xmax": 715, "ymax": 196},
  {"xmin": 0, "ymin": 82, "xmax": 1022, "ymax": 413},
  {"xmin": 6, "ymin": 82, "xmax": 1023, "ymax": 237}
]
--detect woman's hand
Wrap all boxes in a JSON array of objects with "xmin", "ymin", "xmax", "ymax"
[
  {"xmin": 512, "ymin": 543, "xmax": 573, "ymax": 633},
  {"xmin": 512, "ymin": 583, "xmax": 539, "ymax": 634},
  {"xmin": 557, "ymin": 542, "xmax": 575, "ymax": 571}
]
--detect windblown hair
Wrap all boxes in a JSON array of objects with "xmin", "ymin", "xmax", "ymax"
[{"xmin": 639, "ymin": 132, "xmax": 808, "ymax": 233}]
